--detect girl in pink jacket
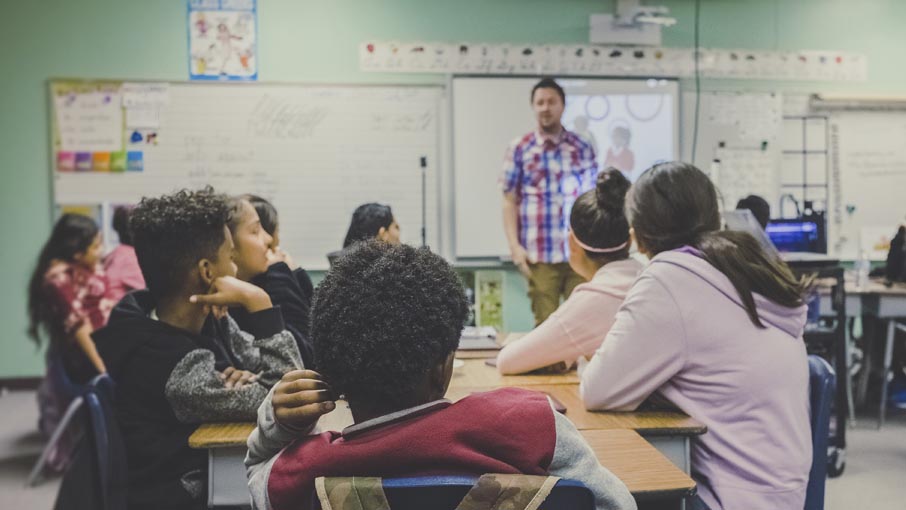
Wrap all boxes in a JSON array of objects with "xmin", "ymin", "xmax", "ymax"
[
  {"xmin": 497, "ymin": 169, "xmax": 642, "ymax": 375},
  {"xmin": 580, "ymin": 162, "xmax": 812, "ymax": 510}
]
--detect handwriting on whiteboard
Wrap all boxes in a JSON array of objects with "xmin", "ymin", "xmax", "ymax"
[{"xmin": 248, "ymin": 95, "xmax": 329, "ymax": 138}]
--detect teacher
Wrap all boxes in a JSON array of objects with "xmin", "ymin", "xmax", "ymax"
[{"xmin": 501, "ymin": 78, "xmax": 599, "ymax": 325}]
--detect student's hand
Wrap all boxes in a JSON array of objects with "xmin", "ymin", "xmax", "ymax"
[
  {"xmin": 189, "ymin": 276, "xmax": 272, "ymax": 313},
  {"xmin": 219, "ymin": 367, "xmax": 259, "ymax": 389},
  {"xmin": 272, "ymin": 370, "xmax": 336, "ymax": 432},
  {"xmin": 510, "ymin": 245, "xmax": 532, "ymax": 279},
  {"xmin": 266, "ymin": 248, "xmax": 297, "ymax": 270}
]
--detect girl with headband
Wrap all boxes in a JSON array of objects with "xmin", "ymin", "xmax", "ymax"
[{"xmin": 496, "ymin": 169, "xmax": 643, "ymax": 375}]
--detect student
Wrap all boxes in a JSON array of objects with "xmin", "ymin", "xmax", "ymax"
[
  {"xmin": 228, "ymin": 195, "xmax": 315, "ymax": 366},
  {"xmin": 328, "ymin": 202, "xmax": 400, "ymax": 265},
  {"xmin": 579, "ymin": 162, "xmax": 812, "ymax": 510},
  {"xmin": 104, "ymin": 205, "xmax": 146, "ymax": 302},
  {"xmin": 28, "ymin": 214, "xmax": 112, "ymax": 439},
  {"xmin": 735, "ymin": 194, "xmax": 771, "ymax": 230},
  {"xmin": 244, "ymin": 194, "xmax": 315, "ymax": 303},
  {"xmin": 246, "ymin": 241, "xmax": 635, "ymax": 510},
  {"xmin": 496, "ymin": 169, "xmax": 642, "ymax": 375},
  {"xmin": 93, "ymin": 188, "xmax": 302, "ymax": 510}
]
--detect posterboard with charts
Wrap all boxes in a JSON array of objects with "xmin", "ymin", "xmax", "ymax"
[{"xmin": 49, "ymin": 79, "xmax": 443, "ymax": 270}]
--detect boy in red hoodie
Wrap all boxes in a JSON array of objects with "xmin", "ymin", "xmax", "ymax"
[{"xmin": 245, "ymin": 240, "xmax": 635, "ymax": 510}]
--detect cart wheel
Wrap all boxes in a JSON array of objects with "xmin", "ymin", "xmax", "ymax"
[{"xmin": 827, "ymin": 447, "xmax": 846, "ymax": 478}]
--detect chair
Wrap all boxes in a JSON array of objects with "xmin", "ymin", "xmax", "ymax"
[
  {"xmin": 83, "ymin": 374, "xmax": 129, "ymax": 510},
  {"xmin": 805, "ymin": 355, "xmax": 835, "ymax": 510},
  {"xmin": 28, "ymin": 352, "xmax": 88, "ymax": 486},
  {"xmin": 313, "ymin": 475, "xmax": 595, "ymax": 510}
]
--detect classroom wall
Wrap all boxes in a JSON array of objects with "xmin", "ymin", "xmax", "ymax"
[{"xmin": 2, "ymin": 0, "xmax": 905, "ymax": 378}]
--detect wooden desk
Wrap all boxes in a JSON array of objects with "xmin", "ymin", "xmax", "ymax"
[
  {"xmin": 582, "ymin": 429, "xmax": 696, "ymax": 502},
  {"xmin": 818, "ymin": 279, "xmax": 906, "ymax": 427},
  {"xmin": 454, "ymin": 332, "xmax": 525, "ymax": 359},
  {"xmin": 447, "ymin": 385, "xmax": 705, "ymax": 474},
  {"xmin": 190, "ymin": 424, "xmax": 694, "ymax": 508},
  {"xmin": 449, "ymin": 358, "xmax": 579, "ymax": 388}
]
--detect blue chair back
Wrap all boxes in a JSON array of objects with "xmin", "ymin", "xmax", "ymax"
[
  {"xmin": 805, "ymin": 355, "xmax": 835, "ymax": 510},
  {"xmin": 314, "ymin": 475, "xmax": 594, "ymax": 510},
  {"xmin": 84, "ymin": 374, "xmax": 128, "ymax": 510}
]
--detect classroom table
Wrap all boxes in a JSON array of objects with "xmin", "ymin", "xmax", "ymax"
[
  {"xmin": 189, "ymin": 422, "xmax": 695, "ymax": 509},
  {"xmin": 453, "ymin": 332, "xmax": 522, "ymax": 359},
  {"xmin": 446, "ymin": 384, "xmax": 706, "ymax": 475},
  {"xmin": 818, "ymin": 279, "xmax": 906, "ymax": 427},
  {"xmin": 450, "ymin": 358, "xmax": 580, "ymax": 387},
  {"xmin": 860, "ymin": 281, "xmax": 906, "ymax": 427}
]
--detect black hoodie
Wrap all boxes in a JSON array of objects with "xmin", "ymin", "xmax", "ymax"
[
  {"xmin": 93, "ymin": 290, "xmax": 302, "ymax": 510},
  {"xmin": 229, "ymin": 262, "xmax": 315, "ymax": 367}
]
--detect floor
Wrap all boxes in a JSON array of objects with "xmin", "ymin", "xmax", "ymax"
[{"xmin": 0, "ymin": 389, "xmax": 903, "ymax": 509}]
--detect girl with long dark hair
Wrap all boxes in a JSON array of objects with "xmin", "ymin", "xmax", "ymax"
[
  {"xmin": 579, "ymin": 162, "xmax": 812, "ymax": 510},
  {"xmin": 29, "ymin": 213, "xmax": 113, "ymax": 439}
]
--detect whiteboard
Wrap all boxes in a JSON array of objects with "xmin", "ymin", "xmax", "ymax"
[
  {"xmin": 829, "ymin": 112, "xmax": 906, "ymax": 259},
  {"xmin": 453, "ymin": 77, "xmax": 679, "ymax": 259},
  {"xmin": 51, "ymin": 81, "xmax": 443, "ymax": 270},
  {"xmin": 680, "ymin": 91, "xmax": 784, "ymax": 211}
]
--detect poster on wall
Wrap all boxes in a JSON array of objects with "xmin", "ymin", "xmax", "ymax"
[{"xmin": 188, "ymin": 0, "xmax": 258, "ymax": 81}]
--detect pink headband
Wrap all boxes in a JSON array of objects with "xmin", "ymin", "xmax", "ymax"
[{"xmin": 572, "ymin": 232, "xmax": 629, "ymax": 253}]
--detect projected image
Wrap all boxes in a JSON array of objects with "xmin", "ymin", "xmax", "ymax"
[{"xmin": 562, "ymin": 90, "xmax": 674, "ymax": 181}]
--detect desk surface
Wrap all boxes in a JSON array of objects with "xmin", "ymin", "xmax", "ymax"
[
  {"xmin": 817, "ymin": 278, "xmax": 906, "ymax": 296},
  {"xmin": 582, "ymin": 429, "xmax": 696, "ymax": 499},
  {"xmin": 447, "ymin": 385, "xmax": 706, "ymax": 436},
  {"xmin": 190, "ymin": 383, "xmax": 705, "ymax": 450},
  {"xmin": 189, "ymin": 424, "xmax": 694, "ymax": 498},
  {"xmin": 454, "ymin": 332, "xmax": 524, "ymax": 359},
  {"xmin": 449, "ymin": 358, "xmax": 579, "ymax": 387}
]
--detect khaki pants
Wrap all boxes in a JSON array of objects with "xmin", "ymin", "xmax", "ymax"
[{"xmin": 527, "ymin": 262, "xmax": 586, "ymax": 326}]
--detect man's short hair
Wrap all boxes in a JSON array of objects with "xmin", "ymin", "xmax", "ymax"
[
  {"xmin": 131, "ymin": 187, "xmax": 231, "ymax": 299},
  {"xmin": 735, "ymin": 194, "xmax": 771, "ymax": 229},
  {"xmin": 312, "ymin": 240, "xmax": 469, "ymax": 408},
  {"xmin": 531, "ymin": 77, "xmax": 565, "ymax": 104}
]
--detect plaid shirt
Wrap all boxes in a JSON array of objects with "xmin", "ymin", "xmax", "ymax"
[{"xmin": 501, "ymin": 128, "xmax": 598, "ymax": 264}]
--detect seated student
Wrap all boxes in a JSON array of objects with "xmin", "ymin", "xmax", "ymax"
[
  {"xmin": 496, "ymin": 169, "xmax": 642, "ymax": 374},
  {"xmin": 244, "ymin": 194, "xmax": 315, "ymax": 304},
  {"xmin": 327, "ymin": 202, "xmax": 400, "ymax": 265},
  {"xmin": 735, "ymin": 194, "xmax": 770, "ymax": 230},
  {"xmin": 580, "ymin": 162, "xmax": 811, "ymax": 510},
  {"xmin": 246, "ymin": 241, "xmax": 636, "ymax": 510},
  {"xmin": 104, "ymin": 205, "xmax": 146, "ymax": 302},
  {"xmin": 93, "ymin": 188, "xmax": 302, "ymax": 510},
  {"xmin": 227, "ymin": 195, "xmax": 314, "ymax": 366},
  {"xmin": 28, "ymin": 214, "xmax": 111, "ymax": 455}
]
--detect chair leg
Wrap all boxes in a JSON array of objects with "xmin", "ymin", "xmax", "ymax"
[
  {"xmin": 26, "ymin": 396, "xmax": 84, "ymax": 487},
  {"xmin": 879, "ymin": 321, "xmax": 896, "ymax": 429},
  {"xmin": 844, "ymin": 323, "xmax": 857, "ymax": 426}
]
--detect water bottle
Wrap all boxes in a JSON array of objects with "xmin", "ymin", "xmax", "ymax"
[{"xmin": 856, "ymin": 251, "xmax": 871, "ymax": 289}]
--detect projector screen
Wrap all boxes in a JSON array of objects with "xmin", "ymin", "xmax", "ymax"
[{"xmin": 453, "ymin": 77, "xmax": 679, "ymax": 259}]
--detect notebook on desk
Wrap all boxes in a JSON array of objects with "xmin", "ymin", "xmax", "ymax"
[{"xmin": 459, "ymin": 326, "xmax": 500, "ymax": 350}]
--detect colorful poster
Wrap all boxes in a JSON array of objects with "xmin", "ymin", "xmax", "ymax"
[
  {"xmin": 188, "ymin": 0, "xmax": 257, "ymax": 81},
  {"xmin": 475, "ymin": 270, "xmax": 504, "ymax": 330},
  {"xmin": 53, "ymin": 83, "xmax": 123, "ymax": 152}
]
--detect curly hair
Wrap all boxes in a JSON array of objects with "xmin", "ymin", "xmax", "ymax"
[
  {"xmin": 130, "ymin": 187, "xmax": 231, "ymax": 299},
  {"xmin": 312, "ymin": 240, "xmax": 468, "ymax": 408}
]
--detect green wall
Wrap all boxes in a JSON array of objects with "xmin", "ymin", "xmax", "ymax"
[{"xmin": 2, "ymin": 0, "xmax": 905, "ymax": 377}]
